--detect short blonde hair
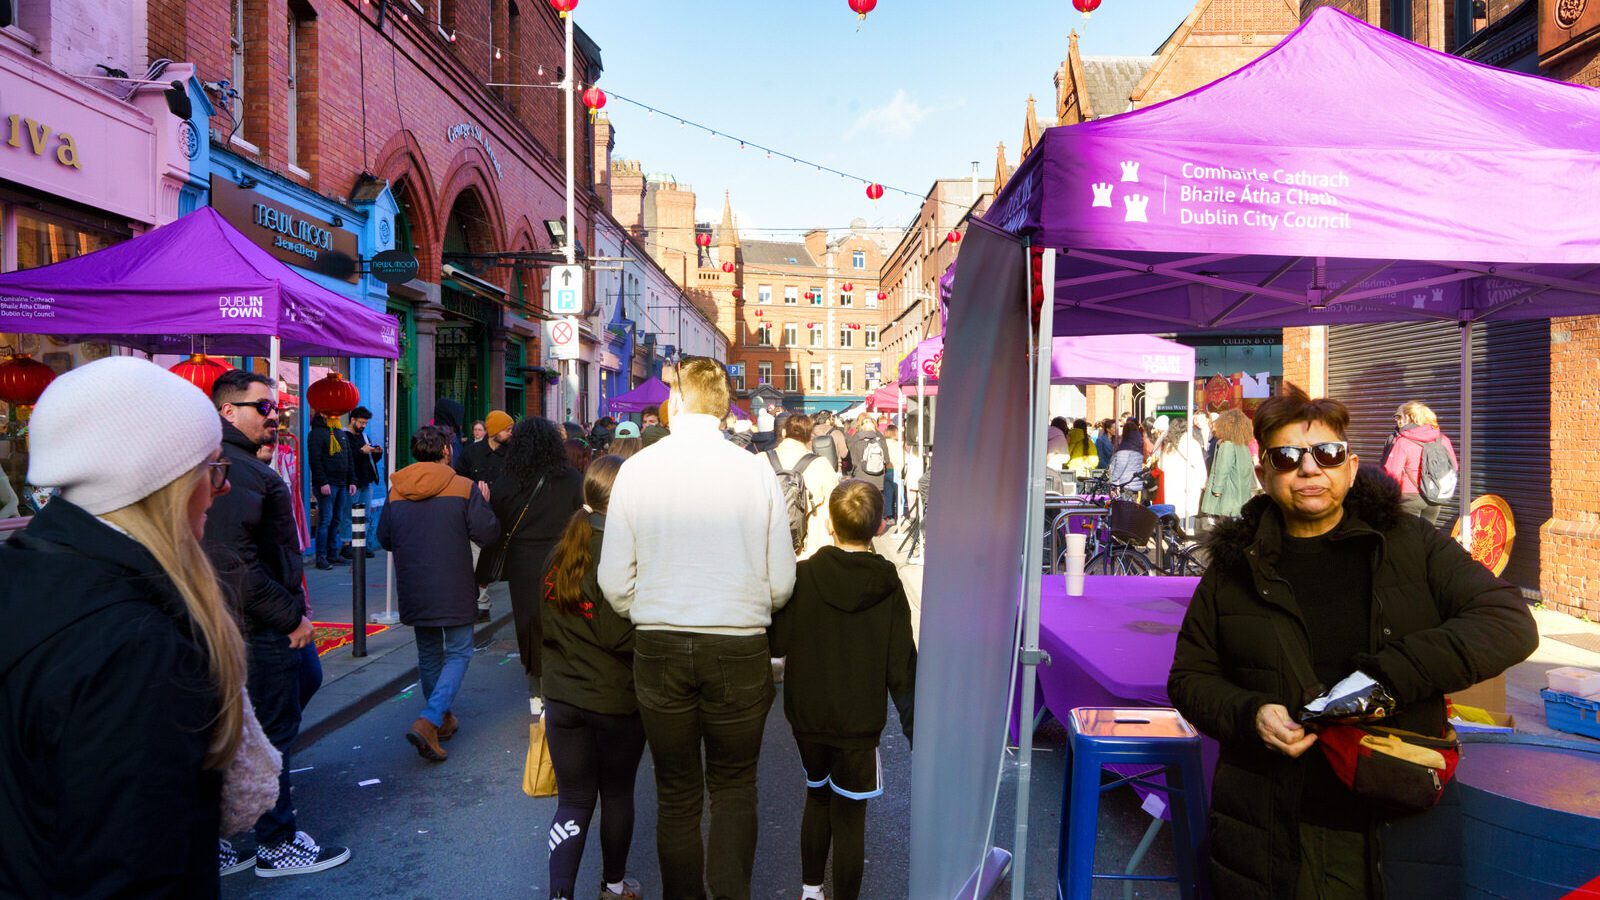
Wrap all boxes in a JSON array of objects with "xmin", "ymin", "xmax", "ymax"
[
  {"xmin": 1395, "ymin": 400, "xmax": 1437, "ymax": 427},
  {"xmin": 671, "ymin": 357, "xmax": 731, "ymax": 418}
]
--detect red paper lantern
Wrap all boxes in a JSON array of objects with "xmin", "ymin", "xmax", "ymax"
[
  {"xmin": 732, "ymin": 289, "xmax": 742, "ymax": 299},
  {"xmin": 1073, "ymin": 0, "xmax": 1101, "ymax": 13},
  {"xmin": 848, "ymin": 0, "xmax": 877, "ymax": 19},
  {"xmin": 865, "ymin": 183, "xmax": 884, "ymax": 201},
  {"xmin": 946, "ymin": 230, "xmax": 962, "ymax": 244},
  {"xmin": 169, "ymin": 353, "xmax": 234, "ymax": 398},
  {"xmin": 722, "ymin": 262, "xmax": 735, "ymax": 273},
  {"xmin": 754, "ymin": 310, "xmax": 764, "ymax": 317},
  {"xmin": 307, "ymin": 372, "xmax": 361, "ymax": 417},
  {"xmin": 0, "ymin": 354, "xmax": 55, "ymax": 406},
  {"xmin": 550, "ymin": 0, "xmax": 579, "ymax": 17},
  {"xmin": 877, "ymin": 291, "xmax": 888, "ymax": 301},
  {"xmin": 805, "ymin": 291, "xmax": 815, "ymax": 300},
  {"xmin": 842, "ymin": 282, "xmax": 854, "ymax": 292},
  {"xmin": 696, "ymin": 233, "xmax": 712, "ymax": 248},
  {"xmin": 582, "ymin": 87, "xmax": 606, "ymax": 119}
]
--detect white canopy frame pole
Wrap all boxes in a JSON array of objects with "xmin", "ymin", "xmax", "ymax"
[
  {"xmin": 267, "ymin": 335, "xmax": 280, "ymax": 385},
  {"xmin": 1458, "ymin": 319, "xmax": 1473, "ymax": 550},
  {"xmin": 918, "ymin": 372, "xmax": 927, "ymax": 481},
  {"xmin": 898, "ymin": 383, "xmax": 907, "ymax": 519},
  {"xmin": 1011, "ymin": 247, "xmax": 1057, "ymax": 900},
  {"xmin": 375, "ymin": 357, "xmax": 401, "ymax": 625}
]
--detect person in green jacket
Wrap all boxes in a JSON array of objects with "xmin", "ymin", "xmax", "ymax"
[{"xmin": 1200, "ymin": 408, "xmax": 1256, "ymax": 519}]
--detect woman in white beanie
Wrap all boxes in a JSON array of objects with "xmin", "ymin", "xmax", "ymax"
[{"xmin": 0, "ymin": 356, "xmax": 248, "ymax": 897}]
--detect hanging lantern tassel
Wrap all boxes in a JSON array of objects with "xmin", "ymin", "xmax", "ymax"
[{"xmin": 848, "ymin": 0, "xmax": 877, "ymax": 30}]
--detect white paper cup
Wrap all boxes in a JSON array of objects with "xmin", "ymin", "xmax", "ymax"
[
  {"xmin": 1065, "ymin": 533, "xmax": 1088, "ymax": 555},
  {"xmin": 1065, "ymin": 572, "xmax": 1085, "ymax": 596}
]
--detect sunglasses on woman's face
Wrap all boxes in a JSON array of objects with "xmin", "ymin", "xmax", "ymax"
[{"xmin": 1261, "ymin": 441, "xmax": 1350, "ymax": 472}]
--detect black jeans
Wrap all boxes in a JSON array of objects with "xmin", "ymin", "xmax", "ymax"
[
  {"xmin": 246, "ymin": 631, "xmax": 304, "ymax": 845},
  {"xmin": 543, "ymin": 699, "xmax": 648, "ymax": 898},
  {"xmin": 633, "ymin": 630, "xmax": 774, "ymax": 900}
]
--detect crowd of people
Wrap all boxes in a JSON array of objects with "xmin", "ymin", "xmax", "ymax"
[{"xmin": 0, "ymin": 355, "xmax": 917, "ymax": 900}]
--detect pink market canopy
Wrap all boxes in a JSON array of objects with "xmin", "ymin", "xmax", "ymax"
[
  {"xmin": 986, "ymin": 7, "xmax": 1600, "ymax": 334},
  {"xmin": 866, "ymin": 382, "xmax": 940, "ymax": 412},
  {"xmin": 0, "ymin": 207, "xmax": 399, "ymax": 358}
]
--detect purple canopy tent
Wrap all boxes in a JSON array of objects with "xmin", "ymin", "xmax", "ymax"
[
  {"xmin": 604, "ymin": 375, "xmax": 668, "ymax": 414},
  {"xmin": 912, "ymin": 9, "xmax": 1600, "ymax": 897}
]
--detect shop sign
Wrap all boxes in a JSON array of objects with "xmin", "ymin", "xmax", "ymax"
[
  {"xmin": 211, "ymin": 177, "xmax": 360, "ymax": 283},
  {"xmin": 5, "ymin": 114, "xmax": 80, "ymax": 169},
  {"xmin": 1541, "ymin": 0, "xmax": 1600, "ymax": 63},
  {"xmin": 370, "ymin": 249, "xmax": 420, "ymax": 285},
  {"xmin": 445, "ymin": 122, "xmax": 504, "ymax": 179}
]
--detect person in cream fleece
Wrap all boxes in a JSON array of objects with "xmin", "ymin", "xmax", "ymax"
[{"xmin": 598, "ymin": 355, "xmax": 797, "ymax": 900}]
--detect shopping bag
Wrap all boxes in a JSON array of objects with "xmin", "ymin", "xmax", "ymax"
[{"xmin": 522, "ymin": 719, "xmax": 558, "ymax": 797}]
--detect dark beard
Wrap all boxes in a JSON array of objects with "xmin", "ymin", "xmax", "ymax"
[{"xmin": 257, "ymin": 428, "xmax": 279, "ymax": 446}]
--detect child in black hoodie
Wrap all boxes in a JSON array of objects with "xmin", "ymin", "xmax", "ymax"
[{"xmin": 770, "ymin": 479, "xmax": 917, "ymax": 900}]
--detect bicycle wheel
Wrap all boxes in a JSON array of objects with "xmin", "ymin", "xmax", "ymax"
[
  {"xmin": 1172, "ymin": 546, "xmax": 1207, "ymax": 577},
  {"xmin": 1084, "ymin": 546, "xmax": 1153, "ymax": 576}
]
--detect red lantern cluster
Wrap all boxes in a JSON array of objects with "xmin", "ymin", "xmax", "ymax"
[
  {"xmin": 722, "ymin": 262, "xmax": 735, "ymax": 273},
  {"xmin": 848, "ymin": 323, "xmax": 862, "ymax": 330},
  {"xmin": 754, "ymin": 309, "xmax": 764, "ymax": 317},
  {"xmin": 865, "ymin": 183, "xmax": 884, "ymax": 201},
  {"xmin": 696, "ymin": 233, "xmax": 712, "ymax": 248},
  {"xmin": 169, "ymin": 354, "xmax": 235, "ymax": 398},
  {"xmin": 842, "ymin": 282, "xmax": 854, "ymax": 292},
  {"xmin": 848, "ymin": 0, "xmax": 877, "ymax": 20},
  {"xmin": 804, "ymin": 291, "xmax": 815, "ymax": 300},
  {"xmin": 307, "ymin": 372, "xmax": 361, "ymax": 417},
  {"xmin": 946, "ymin": 230, "xmax": 962, "ymax": 244},
  {"xmin": 550, "ymin": 0, "xmax": 579, "ymax": 17},
  {"xmin": 877, "ymin": 291, "xmax": 888, "ymax": 301},
  {"xmin": 0, "ymin": 354, "xmax": 54, "ymax": 406}
]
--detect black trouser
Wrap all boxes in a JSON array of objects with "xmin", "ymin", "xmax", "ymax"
[
  {"xmin": 543, "ymin": 699, "xmax": 648, "ymax": 899},
  {"xmin": 246, "ymin": 631, "xmax": 304, "ymax": 845},
  {"xmin": 796, "ymin": 738, "xmax": 874, "ymax": 900},
  {"xmin": 633, "ymin": 630, "xmax": 774, "ymax": 900}
]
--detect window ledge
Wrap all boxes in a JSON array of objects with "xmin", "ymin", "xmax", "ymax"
[
  {"xmin": 229, "ymin": 134, "xmax": 261, "ymax": 155},
  {"xmin": 287, "ymin": 163, "xmax": 312, "ymax": 180},
  {"xmin": 0, "ymin": 25, "xmax": 39, "ymax": 54}
]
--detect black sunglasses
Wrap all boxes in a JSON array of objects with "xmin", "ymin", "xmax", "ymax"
[
  {"xmin": 229, "ymin": 398, "xmax": 278, "ymax": 417},
  {"xmin": 206, "ymin": 459, "xmax": 232, "ymax": 491},
  {"xmin": 1262, "ymin": 441, "xmax": 1349, "ymax": 472}
]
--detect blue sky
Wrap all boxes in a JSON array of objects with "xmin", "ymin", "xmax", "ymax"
[{"xmin": 580, "ymin": 0, "xmax": 1199, "ymax": 240}]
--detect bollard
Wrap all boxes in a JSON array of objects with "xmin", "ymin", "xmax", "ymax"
[{"xmin": 351, "ymin": 503, "xmax": 368, "ymax": 658}]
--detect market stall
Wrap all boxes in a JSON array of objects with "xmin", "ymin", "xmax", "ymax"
[{"xmin": 911, "ymin": 9, "xmax": 1600, "ymax": 896}]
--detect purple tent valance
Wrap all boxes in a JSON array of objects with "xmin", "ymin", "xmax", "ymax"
[
  {"xmin": 1051, "ymin": 334, "xmax": 1193, "ymax": 385},
  {"xmin": 984, "ymin": 8, "xmax": 1600, "ymax": 335},
  {"xmin": 0, "ymin": 207, "xmax": 399, "ymax": 358},
  {"xmin": 605, "ymin": 375, "xmax": 668, "ymax": 414}
]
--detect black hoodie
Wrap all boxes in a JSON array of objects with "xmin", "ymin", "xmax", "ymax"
[{"xmin": 770, "ymin": 545, "xmax": 917, "ymax": 749}]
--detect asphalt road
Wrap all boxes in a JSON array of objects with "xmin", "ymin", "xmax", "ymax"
[{"xmin": 223, "ymin": 622, "xmax": 1176, "ymax": 899}]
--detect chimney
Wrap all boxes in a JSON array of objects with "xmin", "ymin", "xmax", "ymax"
[
  {"xmin": 803, "ymin": 228, "xmax": 828, "ymax": 264},
  {"xmin": 591, "ymin": 113, "xmax": 615, "ymax": 211}
]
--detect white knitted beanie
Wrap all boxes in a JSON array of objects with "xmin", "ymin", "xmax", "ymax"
[{"xmin": 28, "ymin": 356, "xmax": 222, "ymax": 515}]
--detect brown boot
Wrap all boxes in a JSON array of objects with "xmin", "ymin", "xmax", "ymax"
[
  {"xmin": 406, "ymin": 717, "xmax": 447, "ymax": 762},
  {"xmin": 438, "ymin": 712, "xmax": 459, "ymax": 742}
]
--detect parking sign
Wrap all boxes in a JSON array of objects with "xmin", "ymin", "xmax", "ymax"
[{"xmin": 551, "ymin": 265, "xmax": 584, "ymax": 316}]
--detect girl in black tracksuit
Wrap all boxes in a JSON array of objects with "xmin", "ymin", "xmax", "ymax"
[
  {"xmin": 538, "ymin": 455, "xmax": 643, "ymax": 900},
  {"xmin": 769, "ymin": 480, "xmax": 918, "ymax": 900}
]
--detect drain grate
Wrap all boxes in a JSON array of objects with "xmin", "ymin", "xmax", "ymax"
[{"xmin": 1548, "ymin": 633, "xmax": 1600, "ymax": 654}]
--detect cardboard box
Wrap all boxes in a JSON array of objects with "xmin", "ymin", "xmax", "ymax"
[{"xmin": 1449, "ymin": 673, "xmax": 1507, "ymax": 717}]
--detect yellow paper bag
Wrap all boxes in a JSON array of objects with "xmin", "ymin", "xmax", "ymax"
[{"xmin": 522, "ymin": 719, "xmax": 558, "ymax": 798}]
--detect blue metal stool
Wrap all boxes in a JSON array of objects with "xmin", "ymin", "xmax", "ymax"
[{"xmin": 1058, "ymin": 707, "xmax": 1207, "ymax": 900}]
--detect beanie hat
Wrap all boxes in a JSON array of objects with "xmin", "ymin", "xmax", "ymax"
[
  {"xmin": 28, "ymin": 356, "xmax": 222, "ymax": 515},
  {"xmin": 485, "ymin": 409, "xmax": 514, "ymax": 436},
  {"xmin": 613, "ymin": 421, "xmax": 640, "ymax": 439}
]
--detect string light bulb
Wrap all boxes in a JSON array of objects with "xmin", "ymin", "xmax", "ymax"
[
  {"xmin": 448, "ymin": 30, "xmax": 458, "ymax": 42},
  {"xmin": 495, "ymin": 47, "xmax": 502, "ymax": 60}
]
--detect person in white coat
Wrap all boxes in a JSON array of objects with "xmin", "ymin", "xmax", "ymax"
[{"xmin": 1156, "ymin": 416, "xmax": 1208, "ymax": 524}]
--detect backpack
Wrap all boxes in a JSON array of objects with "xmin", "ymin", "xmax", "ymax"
[
  {"xmin": 811, "ymin": 432, "xmax": 839, "ymax": 470},
  {"xmin": 769, "ymin": 451, "xmax": 819, "ymax": 552},
  {"xmin": 859, "ymin": 434, "xmax": 887, "ymax": 476},
  {"xmin": 1418, "ymin": 438, "xmax": 1457, "ymax": 505}
]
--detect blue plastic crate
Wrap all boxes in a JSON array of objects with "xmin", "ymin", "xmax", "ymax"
[{"xmin": 1540, "ymin": 689, "xmax": 1600, "ymax": 740}]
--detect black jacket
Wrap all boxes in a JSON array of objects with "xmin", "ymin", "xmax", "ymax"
[
  {"xmin": 349, "ymin": 425, "xmax": 384, "ymax": 488},
  {"xmin": 1168, "ymin": 467, "xmax": 1538, "ymax": 899},
  {"xmin": 432, "ymin": 398, "xmax": 467, "ymax": 463},
  {"xmin": 540, "ymin": 513, "xmax": 637, "ymax": 715},
  {"xmin": 205, "ymin": 420, "xmax": 306, "ymax": 636},
  {"xmin": 491, "ymin": 466, "xmax": 584, "ymax": 675},
  {"xmin": 308, "ymin": 417, "xmax": 353, "ymax": 488},
  {"xmin": 770, "ymin": 545, "xmax": 917, "ymax": 749},
  {"xmin": 456, "ymin": 439, "xmax": 508, "ymax": 486},
  {"xmin": 0, "ymin": 500, "xmax": 223, "ymax": 898},
  {"xmin": 378, "ymin": 462, "xmax": 500, "ymax": 627}
]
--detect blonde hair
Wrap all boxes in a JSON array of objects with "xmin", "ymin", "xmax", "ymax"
[
  {"xmin": 671, "ymin": 357, "xmax": 731, "ymax": 418},
  {"xmin": 103, "ymin": 466, "xmax": 246, "ymax": 770},
  {"xmin": 853, "ymin": 413, "xmax": 876, "ymax": 430},
  {"xmin": 829, "ymin": 479, "xmax": 883, "ymax": 544},
  {"xmin": 1395, "ymin": 401, "xmax": 1437, "ymax": 427}
]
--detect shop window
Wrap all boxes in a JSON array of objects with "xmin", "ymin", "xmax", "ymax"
[
  {"xmin": 15, "ymin": 208, "xmax": 113, "ymax": 270},
  {"xmin": 783, "ymin": 363, "xmax": 798, "ymax": 392}
]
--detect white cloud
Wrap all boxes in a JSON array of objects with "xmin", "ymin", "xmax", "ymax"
[{"xmin": 846, "ymin": 89, "xmax": 932, "ymax": 139}]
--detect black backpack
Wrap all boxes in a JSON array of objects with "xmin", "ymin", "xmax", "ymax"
[
  {"xmin": 1419, "ymin": 438, "xmax": 1458, "ymax": 505},
  {"xmin": 811, "ymin": 432, "xmax": 839, "ymax": 470},
  {"xmin": 768, "ymin": 451, "xmax": 819, "ymax": 552}
]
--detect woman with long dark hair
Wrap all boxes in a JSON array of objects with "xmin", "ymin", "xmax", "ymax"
[
  {"xmin": 540, "ymin": 456, "xmax": 645, "ymax": 900},
  {"xmin": 1108, "ymin": 413, "xmax": 1146, "ymax": 492},
  {"xmin": 489, "ymin": 417, "xmax": 582, "ymax": 714}
]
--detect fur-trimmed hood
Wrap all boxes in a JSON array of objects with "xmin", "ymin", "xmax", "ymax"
[{"xmin": 1202, "ymin": 464, "xmax": 1404, "ymax": 572}]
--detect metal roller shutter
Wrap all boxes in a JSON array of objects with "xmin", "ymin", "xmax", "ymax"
[{"xmin": 1327, "ymin": 321, "xmax": 1550, "ymax": 594}]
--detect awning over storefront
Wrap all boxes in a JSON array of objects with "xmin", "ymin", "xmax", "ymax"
[{"xmin": 0, "ymin": 207, "xmax": 399, "ymax": 358}]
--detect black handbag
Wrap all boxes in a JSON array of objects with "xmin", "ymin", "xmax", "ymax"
[{"xmin": 475, "ymin": 475, "xmax": 545, "ymax": 585}]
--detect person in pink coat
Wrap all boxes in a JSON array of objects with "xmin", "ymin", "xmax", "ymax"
[{"xmin": 1380, "ymin": 400, "xmax": 1457, "ymax": 524}]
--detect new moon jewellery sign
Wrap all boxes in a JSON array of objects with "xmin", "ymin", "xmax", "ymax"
[
  {"xmin": 446, "ymin": 123, "xmax": 504, "ymax": 179},
  {"xmin": 370, "ymin": 249, "xmax": 420, "ymax": 285},
  {"xmin": 211, "ymin": 177, "xmax": 360, "ymax": 283}
]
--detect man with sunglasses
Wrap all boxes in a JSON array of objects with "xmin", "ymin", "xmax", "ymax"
[
  {"xmin": 205, "ymin": 370, "xmax": 350, "ymax": 878},
  {"xmin": 1169, "ymin": 387, "xmax": 1536, "ymax": 899}
]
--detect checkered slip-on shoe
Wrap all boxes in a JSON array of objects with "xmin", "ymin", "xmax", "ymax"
[
  {"xmin": 254, "ymin": 831, "xmax": 351, "ymax": 877},
  {"xmin": 218, "ymin": 839, "xmax": 255, "ymax": 877}
]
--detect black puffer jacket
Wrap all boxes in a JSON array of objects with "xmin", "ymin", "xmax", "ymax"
[
  {"xmin": 308, "ymin": 417, "xmax": 353, "ymax": 488},
  {"xmin": 1168, "ymin": 467, "xmax": 1538, "ymax": 898}
]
